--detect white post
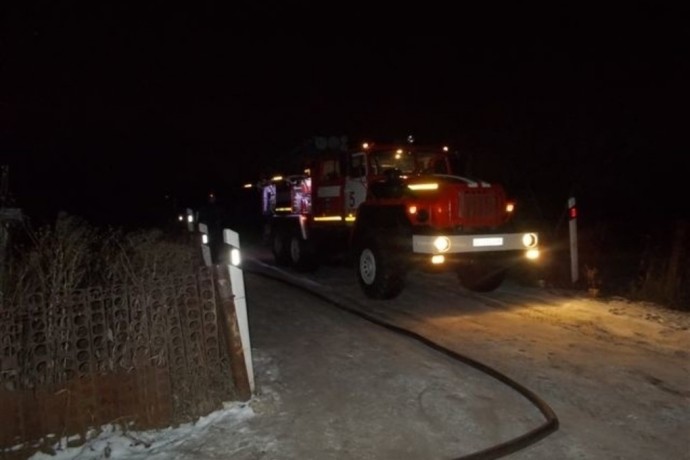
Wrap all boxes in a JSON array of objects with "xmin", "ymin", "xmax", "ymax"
[
  {"xmin": 224, "ymin": 228, "xmax": 255, "ymax": 392},
  {"xmin": 198, "ymin": 223, "xmax": 212, "ymax": 267},
  {"xmin": 186, "ymin": 207, "xmax": 195, "ymax": 232},
  {"xmin": 568, "ymin": 197, "xmax": 578, "ymax": 284}
]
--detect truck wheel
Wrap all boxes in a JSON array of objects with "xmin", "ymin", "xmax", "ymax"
[
  {"xmin": 458, "ymin": 264, "xmax": 506, "ymax": 292},
  {"xmin": 289, "ymin": 233, "xmax": 317, "ymax": 272},
  {"xmin": 272, "ymin": 230, "xmax": 290, "ymax": 266},
  {"xmin": 356, "ymin": 238, "xmax": 405, "ymax": 299}
]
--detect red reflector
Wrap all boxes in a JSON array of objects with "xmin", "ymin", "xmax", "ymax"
[{"xmin": 569, "ymin": 207, "xmax": 577, "ymax": 219}]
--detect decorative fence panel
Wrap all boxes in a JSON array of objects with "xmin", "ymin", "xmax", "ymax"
[{"xmin": 0, "ymin": 267, "xmax": 236, "ymax": 458}]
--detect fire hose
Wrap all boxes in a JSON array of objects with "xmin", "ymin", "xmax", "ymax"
[{"xmin": 243, "ymin": 261, "xmax": 559, "ymax": 460}]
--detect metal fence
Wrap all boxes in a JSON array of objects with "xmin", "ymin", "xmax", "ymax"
[{"xmin": 0, "ymin": 266, "xmax": 236, "ymax": 457}]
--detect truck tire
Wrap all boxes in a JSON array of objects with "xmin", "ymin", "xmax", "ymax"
[
  {"xmin": 458, "ymin": 264, "xmax": 506, "ymax": 292},
  {"xmin": 289, "ymin": 233, "xmax": 317, "ymax": 272},
  {"xmin": 272, "ymin": 230, "xmax": 290, "ymax": 266},
  {"xmin": 355, "ymin": 237, "xmax": 406, "ymax": 299}
]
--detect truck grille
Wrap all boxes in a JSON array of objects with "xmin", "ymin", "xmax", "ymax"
[{"xmin": 459, "ymin": 190, "xmax": 501, "ymax": 225}]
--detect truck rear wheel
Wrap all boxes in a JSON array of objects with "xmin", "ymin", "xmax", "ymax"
[
  {"xmin": 289, "ymin": 233, "xmax": 317, "ymax": 272},
  {"xmin": 272, "ymin": 230, "xmax": 290, "ymax": 266},
  {"xmin": 356, "ymin": 238, "xmax": 406, "ymax": 299}
]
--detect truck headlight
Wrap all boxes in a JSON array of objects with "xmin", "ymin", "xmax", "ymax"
[
  {"xmin": 433, "ymin": 236, "xmax": 451, "ymax": 252},
  {"xmin": 522, "ymin": 233, "xmax": 538, "ymax": 248}
]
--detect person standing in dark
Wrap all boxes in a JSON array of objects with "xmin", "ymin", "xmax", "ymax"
[{"xmin": 197, "ymin": 192, "xmax": 227, "ymax": 264}]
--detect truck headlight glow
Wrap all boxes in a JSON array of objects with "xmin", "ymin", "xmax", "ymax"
[
  {"xmin": 431, "ymin": 255, "xmax": 445, "ymax": 264},
  {"xmin": 522, "ymin": 233, "xmax": 538, "ymax": 248},
  {"xmin": 433, "ymin": 236, "xmax": 451, "ymax": 252},
  {"xmin": 526, "ymin": 248, "xmax": 540, "ymax": 260}
]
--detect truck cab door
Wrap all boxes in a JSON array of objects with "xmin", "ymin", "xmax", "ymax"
[
  {"xmin": 312, "ymin": 156, "xmax": 345, "ymax": 218},
  {"xmin": 344, "ymin": 152, "xmax": 368, "ymax": 218}
]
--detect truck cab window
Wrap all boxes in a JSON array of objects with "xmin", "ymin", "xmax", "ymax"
[
  {"xmin": 349, "ymin": 154, "xmax": 366, "ymax": 178},
  {"xmin": 321, "ymin": 159, "xmax": 340, "ymax": 181}
]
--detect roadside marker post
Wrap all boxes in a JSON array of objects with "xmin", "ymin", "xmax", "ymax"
[
  {"xmin": 222, "ymin": 229, "xmax": 254, "ymax": 396},
  {"xmin": 568, "ymin": 197, "xmax": 578, "ymax": 284},
  {"xmin": 197, "ymin": 221, "xmax": 254, "ymax": 400}
]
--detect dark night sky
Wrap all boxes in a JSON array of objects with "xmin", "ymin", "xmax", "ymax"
[{"xmin": 0, "ymin": 3, "xmax": 686, "ymax": 227}]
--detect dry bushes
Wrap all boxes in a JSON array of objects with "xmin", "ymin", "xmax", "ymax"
[{"xmin": 2, "ymin": 212, "xmax": 200, "ymax": 309}]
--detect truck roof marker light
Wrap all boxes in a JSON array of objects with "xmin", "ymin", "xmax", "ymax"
[
  {"xmin": 243, "ymin": 183, "xmax": 253, "ymax": 189},
  {"xmin": 522, "ymin": 233, "xmax": 538, "ymax": 248},
  {"xmin": 408, "ymin": 183, "xmax": 439, "ymax": 191},
  {"xmin": 526, "ymin": 248, "xmax": 540, "ymax": 260},
  {"xmin": 443, "ymin": 146, "xmax": 449, "ymax": 152},
  {"xmin": 271, "ymin": 175, "xmax": 283, "ymax": 181},
  {"xmin": 506, "ymin": 202, "xmax": 515, "ymax": 213},
  {"xmin": 345, "ymin": 214, "xmax": 356, "ymax": 222},
  {"xmin": 431, "ymin": 255, "xmax": 445, "ymax": 264},
  {"xmin": 408, "ymin": 205, "xmax": 417, "ymax": 215},
  {"xmin": 314, "ymin": 216, "xmax": 342, "ymax": 222},
  {"xmin": 433, "ymin": 236, "xmax": 451, "ymax": 253},
  {"xmin": 362, "ymin": 142, "xmax": 369, "ymax": 149}
]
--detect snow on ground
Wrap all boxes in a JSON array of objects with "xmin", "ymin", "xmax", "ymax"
[{"xmin": 29, "ymin": 403, "xmax": 257, "ymax": 460}]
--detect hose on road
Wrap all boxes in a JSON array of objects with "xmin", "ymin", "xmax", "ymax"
[{"xmin": 244, "ymin": 262, "xmax": 559, "ymax": 460}]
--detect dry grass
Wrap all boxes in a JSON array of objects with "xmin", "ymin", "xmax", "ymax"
[{"xmin": 2, "ymin": 212, "xmax": 201, "ymax": 309}]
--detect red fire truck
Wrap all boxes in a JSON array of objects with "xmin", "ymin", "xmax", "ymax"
[{"xmin": 260, "ymin": 137, "xmax": 540, "ymax": 299}]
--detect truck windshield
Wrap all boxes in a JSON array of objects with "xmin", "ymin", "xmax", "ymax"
[{"xmin": 369, "ymin": 150, "xmax": 449, "ymax": 175}]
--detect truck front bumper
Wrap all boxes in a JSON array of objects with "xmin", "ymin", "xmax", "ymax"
[{"xmin": 412, "ymin": 232, "xmax": 539, "ymax": 258}]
